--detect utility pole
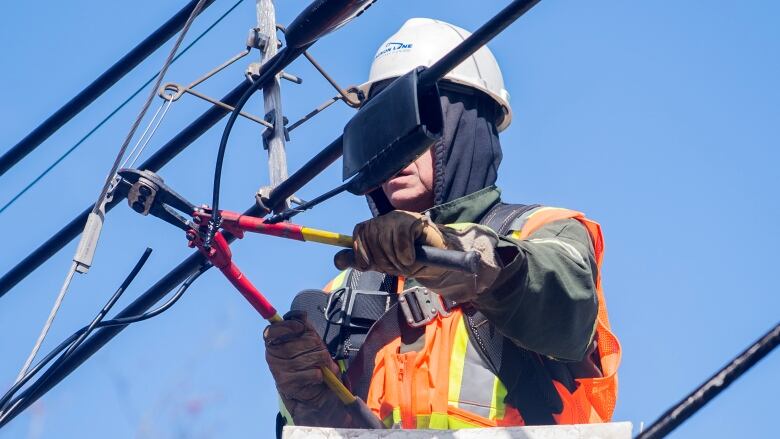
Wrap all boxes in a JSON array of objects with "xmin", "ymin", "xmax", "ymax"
[{"xmin": 255, "ymin": 0, "xmax": 289, "ymax": 209}]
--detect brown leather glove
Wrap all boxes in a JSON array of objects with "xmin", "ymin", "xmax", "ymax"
[
  {"xmin": 334, "ymin": 210, "xmax": 448, "ymax": 277},
  {"xmin": 334, "ymin": 211, "xmax": 506, "ymax": 303},
  {"xmin": 264, "ymin": 310, "xmax": 351, "ymax": 427}
]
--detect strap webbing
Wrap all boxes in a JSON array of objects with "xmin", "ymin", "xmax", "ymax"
[
  {"xmin": 308, "ymin": 202, "xmax": 566, "ymax": 424},
  {"xmin": 478, "ymin": 202, "xmax": 539, "ymax": 234},
  {"xmin": 345, "ymin": 301, "xmax": 405, "ymax": 400},
  {"xmin": 470, "ymin": 202, "xmax": 563, "ymax": 424},
  {"xmin": 290, "ymin": 286, "xmax": 394, "ymax": 364}
]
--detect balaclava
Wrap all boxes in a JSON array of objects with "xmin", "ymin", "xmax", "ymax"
[{"xmin": 367, "ymin": 84, "xmax": 503, "ymax": 216}]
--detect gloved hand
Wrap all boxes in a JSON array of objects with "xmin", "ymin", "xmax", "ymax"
[
  {"xmin": 334, "ymin": 210, "xmax": 448, "ymax": 277},
  {"xmin": 264, "ymin": 310, "xmax": 350, "ymax": 427},
  {"xmin": 334, "ymin": 211, "xmax": 507, "ymax": 303}
]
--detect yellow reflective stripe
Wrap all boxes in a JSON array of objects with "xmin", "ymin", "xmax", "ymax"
[
  {"xmin": 510, "ymin": 206, "xmax": 568, "ymax": 239},
  {"xmin": 447, "ymin": 316, "xmax": 469, "ymax": 408},
  {"xmin": 325, "ymin": 270, "xmax": 349, "ymax": 291},
  {"xmin": 418, "ymin": 413, "xmax": 477, "ymax": 430},
  {"xmin": 300, "ymin": 226, "xmax": 353, "ymax": 247},
  {"xmin": 278, "ymin": 396, "xmax": 294, "ymax": 426},
  {"xmin": 425, "ymin": 413, "xmax": 450, "ymax": 429},
  {"xmin": 447, "ymin": 415, "xmax": 481, "ymax": 429},
  {"xmin": 383, "ymin": 407, "xmax": 490, "ymax": 430},
  {"xmin": 489, "ymin": 377, "xmax": 508, "ymax": 420},
  {"xmin": 337, "ymin": 359, "xmax": 347, "ymax": 374},
  {"xmin": 442, "ymin": 222, "xmax": 476, "ymax": 231}
]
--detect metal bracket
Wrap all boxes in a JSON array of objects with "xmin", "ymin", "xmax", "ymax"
[
  {"xmin": 254, "ymin": 186, "xmax": 273, "ymax": 215},
  {"xmin": 398, "ymin": 286, "xmax": 453, "ymax": 328},
  {"xmin": 261, "ymin": 109, "xmax": 290, "ymax": 150},
  {"xmin": 159, "ymin": 82, "xmax": 271, "ymax": 128},
  {"xmin": 153, "ymin": 48, "xmax": 271, "ymax": 126},
  {"xmin": 276, "ymin": 23, "xmax": 364, "ymax": 108},
  {"xmin": 246, "ymin": 62, "xmax": 302, "ymax": 85},
  {"xmin": 247, "ymin": 27, "xmax": 269, "ymax": 51}
]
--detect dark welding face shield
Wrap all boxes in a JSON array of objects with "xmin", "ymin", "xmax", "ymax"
[{"xmin": 341, "ymin": 67, "xmax": 443, "ymax": 196}]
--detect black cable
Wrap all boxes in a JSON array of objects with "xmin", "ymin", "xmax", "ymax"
[
  {"xmin": 265, "ymin": 181, "xmax": 349, "ymax": 223},
  {"xmin": 61, "ymin": 248, "xmax": 153, "ymax": 359},
  {"xmin": 102, "ymin": 264, "xmax": 208, "ymax": 325},
  {"xmin": 206, "ymin": 50, "xmax": 292, "ymax": 248},
  {"xmin": 636, "ymin": 321, "xmax": 780, "ymax": 439},
  {"xmin": 0, "ymin": 80, "xmax": 253, "ymax": 300},
  {"xmin": 0, "ymin": 0, "xmax": 217, "ymax": 178},
  {"xmin": 0, "ymin": 260, "xmax": 209, "ymax": 418},
  {"xmin": 0, "ymin": 248, "xmax": 152, "ymax": 412},
  {"xmin": 0, "ymin": 0, "xmax": 245, "ymax": 215}
]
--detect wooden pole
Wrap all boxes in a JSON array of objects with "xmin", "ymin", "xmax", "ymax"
[{"xmin": 256, "ymin": 0, "xmax": 289, "ymax": 208}]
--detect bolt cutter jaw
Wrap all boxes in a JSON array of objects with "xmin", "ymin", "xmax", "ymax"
[{"xmin": 117, "ymin": 168, "xmax": 197, "ymax": 232}]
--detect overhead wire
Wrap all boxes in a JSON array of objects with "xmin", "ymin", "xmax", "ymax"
[
  {"xmin": 0, "ymin": 80, "xmax": 255, "ymax": 299},
  {"xmin": 12, "ymin": 263, "xmax": 77, "ymax": 384},
  {"xmin": 119, "ymin": 101, "xmax": 168, "ymax": 169},
  {"xmin": 61, "ymin": 249, "xmax": 154, "ymax": 359},
  {"xmin": 636, "ymin": 321, "xmax": 780, "ymax": 439},
  {"xmin": 0, "ymin": 0, "xmax": 551, "ymax": 425},
  {"xmin": 0, "ymin": 0, "xmax": 218, "ymax": 178},
  {"xmin": 0, "ymin": 257, "xmax": 210, "ymax": 423},
  {"xmin": 122, "ymin": 96, "xmax": 175, "ymax": 169},
  {"xmin": 1, "ymin": 248, "xmax": 153, "ymax": 416},
  {"xmin": 1, "ymin": 266, "xmax": 209, "ymax": 423},
  {"xmin": 8, "ymin": 0, "xmax": 211, "ymax": 402},
  {"xmin": 206, "ymin": 49, "xmax": 300, "ymax": 247},
  {"xmin": 0, "ymin": 0, "xmax": 245, "ymax": 215},
  {"xmin": 88, "ymin": 0, "xmax": 209, "ymax": 221},
  {"xmin": 0, "ymin": 0, "xmax": 373, "ymax": 424}
]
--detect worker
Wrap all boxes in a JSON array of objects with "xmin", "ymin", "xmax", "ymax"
[{"xmin": 264, "ymin": 18, "xmax": 621, "ymax": 431}]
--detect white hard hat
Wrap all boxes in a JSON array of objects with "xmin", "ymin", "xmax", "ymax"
[{"xmin": 360, "ymin": 18, "xmax": 512, "ymax": 131}]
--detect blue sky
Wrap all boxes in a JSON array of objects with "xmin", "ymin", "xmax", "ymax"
[{"xmin": 1, "ymin": 0, "xmax": 778, "ymax": 437}]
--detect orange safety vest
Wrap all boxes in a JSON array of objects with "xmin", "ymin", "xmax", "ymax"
[
  {"xmin": 326, "ymin": 207, "xmax": 620, "ymax": 429},
  {"xmin": 324, "ymin": 207, "xmax": 621, "ymax": 429}
]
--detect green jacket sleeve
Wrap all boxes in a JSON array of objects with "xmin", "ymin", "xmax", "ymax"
[{"xmin": 473, "ymin": 218, "xmax": 599, "ymax": 362}]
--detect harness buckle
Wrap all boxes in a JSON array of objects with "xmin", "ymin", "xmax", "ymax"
[
  {"xmin": 325, "ymin": 288, "xmax": 393, "ymax": 328},
  {"xmin": 398, "ymin": 286, "xmax": 453, "ymax": 328}
]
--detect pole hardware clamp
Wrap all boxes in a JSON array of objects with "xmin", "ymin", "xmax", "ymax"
[
  {"xmin": 261, "ymin": 109, "xmax": 290, "ymax": 150},
  {"xmin": 247, "ymin": 27, "xmax": 270, "ymax": 51}
]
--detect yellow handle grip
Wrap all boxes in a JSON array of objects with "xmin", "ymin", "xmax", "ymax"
[
  {"xmin": 321, "ymin": 366, "xmax": 356, "ymax": 405},
  {"xmin": 267, "ymin": 313, "xmax": 356, "ymax": 405}
]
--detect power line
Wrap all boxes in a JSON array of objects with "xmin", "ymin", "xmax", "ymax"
[
  {"xmin": 636, "ymin": 322, "xmax": 780, "ymax": 439},
  {"xmin": 8, "ymin": 0, "xmax": 213, "ymax": 404},
  {"xmin": 0, "ymin": 80, "xmax": 252, "ymax": 299},
  {"xmin": 0, "ymin": 254, "xmax": 211, "ymax": 425},
  {"xmin": 0, "ymin": 0, "xmax": 218, "ymax": 178},
  {"xmin": 0, "ymin": 228, "xmax": 226, "ymax": 427},
  {"xmin": 0, "ymin": 0, "xmax": 244, "ymax": 215}
]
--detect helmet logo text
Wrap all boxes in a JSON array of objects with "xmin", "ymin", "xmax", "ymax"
[{"xmin": 375, "ymin": 41, "xmax": 413, "ymax": 59}]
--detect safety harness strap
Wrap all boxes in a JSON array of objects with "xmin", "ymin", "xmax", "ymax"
[
  {"xmin": 290, "ymin": 285, "xmax": 395, "ymax": 364},
  {"xmin": 298, "ymin": 202, "xmax": 567, "ymax": 425},
  {"xmin": 345, "ymin": 301, "xmax": 406, "ymax": 400},
  {"xmin": 470, "ymin": 202, "xmax": 562, "ymax": 425}
]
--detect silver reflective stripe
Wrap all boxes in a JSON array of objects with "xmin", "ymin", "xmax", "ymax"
[
  {"xmin": 454, "ymin": 338, "xmax": 497, "ymax": 418},
  {"xmin": 507, "ymin": 205, "xmax": 546, "ymax": 233},
  {"xmin": 527, "ymin": 237, "xmax": 586, "ymax": 266}
]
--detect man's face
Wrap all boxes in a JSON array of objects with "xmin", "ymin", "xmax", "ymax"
[{"xmin": 381, "ymin": 148, "xmax": 435, "ymax": 212}]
